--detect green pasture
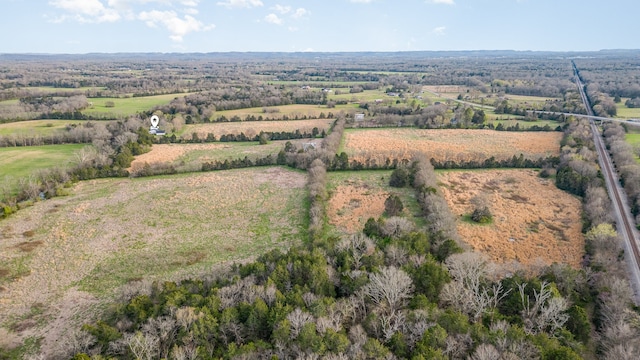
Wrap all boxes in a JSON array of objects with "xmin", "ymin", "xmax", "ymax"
[
  {"xmin": 625, "ymin": 133, "xmax": 640, "ymax": 163},
  {"xmin": 0, "ymin": 144, "xmax": 85, "ymax": 190},
  {"xmin": 0, "ymin": 99, "xmax": 19, "ymax": 107},
  {"xmin": 211, "ymin": 104, "xmax": 331, "ymax": 121},
  {"xmin": 487, "ymin": 118, "xmax": 561, "ymax": 129},
  {"xmin": 83, "ymin": 93, "xmax": 190, "ymax": 117},
  {"xmin": 176, "ymin": 141, "xmax": 288, "ymax": 165},
  {"xmin": 24, "ymin": 86, "xmax": 105, "ymax": 93},
  {"xmin": 617, "ymin": 99, "xmax": 640, "ymax": 119},
  {"xmin": 0, "ymin": 120, "xmax": 88, "ymax": 136},
  {"xmin": 328, "ymin": 89, "xmax": 388, "ymax": 103},
  {"xmin": 265, "ymin": 80, "xmax": 374, "ymax": 87}
]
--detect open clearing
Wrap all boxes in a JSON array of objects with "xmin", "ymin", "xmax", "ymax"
[
  {"xmin": 0, "ymin": 120, "xmax": 89, "ymax": 137},
  {"xmin": 184, "ymin": 118, "xmax": 334, "ymax": 139},
  {"xmin": 83, "ymin": 93, "xmax": 191, "ymax": 117},
  {"xmin": 343, "ymin": 128, "xmax": 562, "ymax": 163},
  {"xmin": 0, "ymin": 167, "xmax": 306, "ymax": 352},
  {"xmin": 617, "ymin": 100, "xmax": 640, "ymax": 119},
  {"xmin": 438, "ymin": 169, "xmax": 584, "ymax": 268},
  {"xmin": 129, "ymin": 139, "xmax": 319, "ymax": 171},
  {"xmin": 212, "ymin": 104, "xmax": 331, "ymax": 121},
  {"xmin": 327, "ymin": 171, "xmax": 421, "ymax": 234},
  {"xmin": 0, "ymin": 144, "xmax": 85, "ymax": 190},
  {"xmin": 487, "ymin": 119, "xmax": 562, "ymax": 129}
]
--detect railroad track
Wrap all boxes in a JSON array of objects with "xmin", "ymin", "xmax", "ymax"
[{"xmin": 573, "ymin": 61, "xmax": 640, "ymax": 303}]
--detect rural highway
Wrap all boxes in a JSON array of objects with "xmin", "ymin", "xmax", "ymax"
[{"xmin": 573, "ymin": 62, "xmax": 640, "ymax": 304}]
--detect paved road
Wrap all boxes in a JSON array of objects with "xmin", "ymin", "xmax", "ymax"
[{"xmin": 573, "ymin": 61, "xmax": 640, "ymax": 304}]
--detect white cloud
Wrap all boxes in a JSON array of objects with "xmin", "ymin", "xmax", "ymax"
[
  {"xmin": 50, "ymin": 0, "xmax": 213, "ymax": 41},
  {"xmin": 291, "ymin": 8, "xmax": 309, "ymax": 19},
  {"xmin": 264, "ymin": 13, "xmax": 283, "ymax": 25},
  {"xmin": 427, "ymin": 0, "xmax": 455, "ymax": 4},
  {"xmin": 139, "ymin": 10, "xmax": 214, "ymax": 41},
  {"xmin": 272, "ymin": 4, "xmax": 291, "ymax": 14},
  {"xmin": 432, "ymin": 26, "xmax": 446, "ymax": 35},
  {"xmin": 288, "ymin": 26, "xmax": 298, "ymax": 32},
  {"xmin": 50, "ymin": 0, "xmax": 121, "ymax": 22},
  {"xmin": 350, "ymin": 0, "xmax": 374, "ymax": 3},
  {"xmin": 217, "ymin": 0, "xmax": 263, "ymax": 9}
]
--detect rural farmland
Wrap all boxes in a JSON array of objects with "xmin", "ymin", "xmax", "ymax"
[
  {"xmin": 1, "ymin": 48, "xmax": 640, "ymax": 359},
  {"xmin": 343, "ymin": 128, "xmax": 562, "ymax": 163}
]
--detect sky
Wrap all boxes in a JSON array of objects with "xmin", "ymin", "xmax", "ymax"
[{"xmin": 0, "ymin": 0, "xmax": 638, "ymax": 53}]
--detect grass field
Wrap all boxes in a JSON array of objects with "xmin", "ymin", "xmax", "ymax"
[
  {"xmin": 129, "ymin": 141, "xmax": 301, "ymax": 172},
  {"xmin": 83, "ymin": 93, "xmax": 191, "ymax": 117},
  {"xmin": 24, "ymin": 86, "xmax": 105, "ymax": 93},
  {"xmin": 617, "ymin": 99, "xmax": 640, "ymax": 119},
  {"xmin": 327, "ymin": 89, "xmax": 387, "ymax": 103},
  {"xmin": 0, "ymin": 120, "xmax": 88, "ymax": 136},
  {"xmin": 184, "ymin": 118, "xmax": 334, "ymax": 139},
  {"xmin": 342, "ymin": 128, "xmax": 562, "ymax": 164},
  {"xmin": 487, "ymin": 118, "xmax": 561, "ymax": 129},
  {"xmin": 625, "ymin": 132, "xmax": 640, "ymax": 162},
  {"xmin": 0, "ymin": 167, "xmax": 307, "ymax": 349},
  {"xmin": 211, "ymin": 104, "xmax": 332, "ymax": 121},
  {"xmin": 0, "ymin": 144, "xmax": 85, "ymax": 190},
  {"xmin": 326, "ymin": 170, "xmax": 423, "ymax": 235},
  {"xmin": 438, "ymin": 169, "xmax": 584, "ymax": 269}
]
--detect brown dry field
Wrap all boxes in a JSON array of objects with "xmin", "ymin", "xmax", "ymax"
[
  {"xmin": 438, "ymin": 169, "xmax": 584, "ymax": 268},
  {"xmin": 0, "ymin": 167, "xmax": 306, "ymax": 356},
  {"xmin": 185, "ymin": 118, "xmax": 334, "ymax": 139},
  {"xmin": 328, "ymin": 184, "xmax": 390, "ymax": 234},
  {"xmin": 129, "ymin": 143, "xmax": 227, "ymax": 170},
  {"xmin": 326, "ymin": 171, "xmax": 417, "ymax": 234},
  {"xmin": 344, "ymin": 129, "xmax": 562, "ymax": 163}
]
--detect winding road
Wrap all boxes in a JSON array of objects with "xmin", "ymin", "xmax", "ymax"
[{"xmin": 573, "ymin": 62, "xmax": 640, "ymax": 304}]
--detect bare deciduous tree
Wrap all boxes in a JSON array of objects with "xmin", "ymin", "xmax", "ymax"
[
  {"xmin": 287, "ymin": 308, "xmax": 314, "ymax": 339},
  {"xmin": 380, "ymin": 216, "xmax": 413, "ymax": 239},
  {"xmin": 518, "ymin": 281, "xmax": 569, "ymax": 335},
  {"xmin": 126, "ymin": 331, "xmax": 159, "ymax": 360},
  {"xmin": 362, "ymin": 266, "xmax": 413, "ymax": 313}
]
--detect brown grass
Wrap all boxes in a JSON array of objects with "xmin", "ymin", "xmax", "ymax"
[
  {"xmin": 326, "ymin": 171, "xmax": 417, "ymax": 234},
  {"xmin": 0, "ymin": 167, "xmax": 307, "ymax": 355},
  {"xmin": 438, "ymin": 169, "xmax": 584, "ymax": 268},
  {"xmin": 344, "ymin": 129, "xmax": 562, "ymax": 163},
  {"xmin": 328, "ymin": 183, "xmax": 390, "ymax": 234},
  {"xmin": 13, "ymin": 241, "xmax": 43, "ymax": 253},
  {"xmin": 186, "ymin": 119, "xmax": 333, "ymax": 139},
  {"xmin": 128, "ymin": 143, "xmax": 226, "ymax": 171}
]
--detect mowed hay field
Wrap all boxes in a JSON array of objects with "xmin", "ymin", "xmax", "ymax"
[
  {"xmin": 327, "ymin": 171, "xmax": 421, "ymax": 234},
  {"xmin": 83, "ymin": 93, "xmax": 191, "ymax": 117},
  {"xmin": 343, "ymin": 129, "xmax": 562, "ymax": 163},
  {"xmin": 212, "ymin": 104, "xmax": 330, "ymax": 121},
  {"xmin": 0, "ymin": 144, "xmax": 85, "ymax": 189},
  {"xmin": 0, "ymin": 167, "xmax": 306, "ymax": 350},
  {"xmin": 185, "ymin": 118, "xmax": 334, "ymax": 139},
  {"xmin": 438, "ymin": 169, "xmax": 584, "ymax": 268},
  {"xmin": 0, "ymin": 120, "xmax": 88, "ymax": 136}
]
